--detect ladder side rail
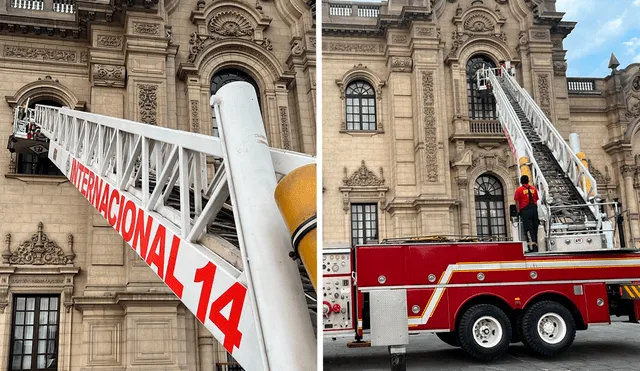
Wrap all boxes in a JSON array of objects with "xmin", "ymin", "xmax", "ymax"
[
  {"xmin": 500, "ymin": 69, "xmax": 599, "ymax": 207},
  {"xmin": 212, "ymin": 82, "xmax": 316, "ymax": 371},
  {"xmin": 483, "ymin": 68, "xmax": 551, "ymax": 225}
]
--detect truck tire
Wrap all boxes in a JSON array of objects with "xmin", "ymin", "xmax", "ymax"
[
  {"xmin": 457, "ymin": 304, "xmax": 512, "ymax": 361},
  {"xmin": 436, "ymin": 332, "xmax": 459, "ymax": 347},
  {"xmin": 521, "ymin": 301, "xmax": 576, "ymax": 357}
]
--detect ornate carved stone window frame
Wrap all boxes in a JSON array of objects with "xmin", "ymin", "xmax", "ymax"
[
  {"xmin": 0, "ymin": 222, "xmax": 79, "ymax": 371},
  {"xmin": 335, "ymin": 64, "xmax": 385, "ymax": 136},
  {"xmin": 339, "ymin": 161, "xmax": 389, "ymax": 244}
]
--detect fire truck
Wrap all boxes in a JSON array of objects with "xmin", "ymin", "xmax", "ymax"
[{"xmin": 322, "ymin": 67, "xmax": 640, "ymax": 363}]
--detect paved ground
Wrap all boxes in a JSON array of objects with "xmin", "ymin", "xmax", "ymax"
[{"xmin": 323, "ymin": 319, "xmax": 640, "ymax": 370}]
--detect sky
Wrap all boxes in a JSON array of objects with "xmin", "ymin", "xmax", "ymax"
[{"xmin": 556, "ymin": 0, "xmax": 640, "ymax": 77}]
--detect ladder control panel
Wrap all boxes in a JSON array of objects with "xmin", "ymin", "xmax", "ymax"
[{"xmin": 323, "ymin": 249, "xmax": 354, "ymax": 335}]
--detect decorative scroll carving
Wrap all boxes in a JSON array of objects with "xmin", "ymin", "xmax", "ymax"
[
  {"xmin": 322, "ymin": 42, "xmax": 382, "ymax": 54},
  {"xmin": 80, "ymin": 52, "xmax": 88, "ymax": 63},
  {"xmin": 422, "ymin": 71, "xmax": 438, "ymax": 182},
  {"xmin": 4, "ymin": 46, "xmax": 76, "ymax": 62},
  {"xmin": 587, "ymin": 159, "xmax": 610, "ymax": 184},
  {"xmin": 208, "ymin": 10, "xmax": 254, "ymax": 38},
  {"xmin": 519, "ymin": 32, "xmax": 528, "ymax": 45},
  {"xmin": 190, "ymin": 100, "xmax": 200, "ymax": 133},
  {"xmin": 7, "ymin": 222, "xmax": 73, "ymax": 265},
  {"xmin": 133, "ymin": 22, "xmax": 160, "ymax": 35},
  {"xmin": 92, "ymin": 64, "xmax": 125, "ymax": 87},
  {"xmin": 97, "ymin": 35, "xmax": 123, "ymax": 48},
  {"xmin": 308, "ymin": 37, "xmax": 316, "ymax": 50},
  {"xmin": 537, "ymin": 74, "xmax": 551, "ymax": 118},
  {"xmin": 344, "ymin": 161, "xmax": 385, "ymax": 187},
  {"xmin": 0, "ymin": 287, "xmax": 7, "ymax": 313},
  {"xmin": 391, "ymin": 35, "xmax": 408, "ymax": 44},
  {"xmin": 138, "ymin": 84, "xmax": 158, "ymax": 125},
  {"xmin": 553, "ymin": 61, "xmax": 567, "ymax": 76},
  {"xmin": 456, "ymin": 178, "xmax": 469, "ymax": 187},
  {"xmin": 291, "ymin": 39, "xmax": 305, "ymax": 56},
  {"xmin": 390, "ymin": 56, "xmax": 412, "ymax": 72},
  {"xmin": 633, "ymin": 76, "xmax": 640, "ymax": 92},
  {"xmin": 279, "ymin": 107, "xmax": 291, "ymax": 150}
]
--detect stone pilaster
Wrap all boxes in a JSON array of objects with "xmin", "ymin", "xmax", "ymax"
[{"xmin": 287, "ymin": 34, "xmax": 316, "ymax": 154}]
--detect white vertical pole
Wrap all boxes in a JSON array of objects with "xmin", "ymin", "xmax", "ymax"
[
  {"xmin": 569, "ymin": 133, "xmax": 580, "ymax": 153},
  {"xmin": 213, "ymin": 82, "xmax": 316, "ymax": 371}
]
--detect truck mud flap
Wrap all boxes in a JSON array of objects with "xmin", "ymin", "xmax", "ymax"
[{"xmin": 620, "ymin": 285, "xmax": 640, "ymax": 300}]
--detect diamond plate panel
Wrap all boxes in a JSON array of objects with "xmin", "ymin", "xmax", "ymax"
[{"xmin": 370, "ymin": 289, "xmax": 408, "ymax": 346}]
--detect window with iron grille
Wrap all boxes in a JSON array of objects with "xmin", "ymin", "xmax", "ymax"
[
  {"xmin": 466, "ymin": 55, "xmax": 497, "ymax": 120},
  {"xmin": 10, "ymin": 296, "xmax": 60, "ymax": 370},
  {"xmin": 345, "ymin": 81, "xmax": 376, "ymax": 131},
  {"xmin": 210, "ymin": 69, "xmax": 261, "ymax": 137},
  {"xmin": 474, "ymin": 174, "xmax": 507, "ymax": 239},
  {"xmin": 351, "ymin": 203, "xmax": 378, "ymax": 246}
]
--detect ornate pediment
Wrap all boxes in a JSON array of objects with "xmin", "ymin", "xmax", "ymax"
[
  {"xmin": 446, "ymin": 4, "xmax": 507, "ymax": 60},
  {"xmin": 3, "ymin": 222, "xmax": 75, "ymax": 266},
  {"xmin": 343, "ymin": 161, "xmax": 385, "ymax": 187}
]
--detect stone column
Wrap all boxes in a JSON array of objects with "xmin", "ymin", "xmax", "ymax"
[
  {"xmin": 197, "ymin": 321, "xmax": 215, "ymax": 371},
  {"xmin": 287, "ymin": 36, "xmax": 316, "ymax": 154},
  {"xmin": 621, "ymin": 164, "xmax": 640, "ymax": 247},
  {"xmin": 166, "ymin": 43, "xmax": 179, "ymax": 130}
]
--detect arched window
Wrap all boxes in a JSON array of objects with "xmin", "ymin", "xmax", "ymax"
[
  {"xmin": 210, "ymin": 68, "xmax": 260, "ymax": 137},
  {"xmin": 466, "ymin": 55, "xmax": 497, "ymax": 121},
  {"xmin": 13, "ymin": 99, "xmax": 63, "ymax": 176},
  {"xmin": 474, "ymin": 174, "xmax": 506, "ymax": 239},
  {"xmin": 345, "ymin": 80, "xmax": 376, "ymax": 131}
]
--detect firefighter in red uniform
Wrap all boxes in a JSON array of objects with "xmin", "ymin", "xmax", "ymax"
[{"xmin": 514, "ymin": 175, "xmax": 540, "ymax": 252}]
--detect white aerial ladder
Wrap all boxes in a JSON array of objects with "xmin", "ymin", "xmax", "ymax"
[
  {"xmin": 17, "ymin": 82, "xmax": 316, "ymax": 371},
  {"xmin": 477, "ymin": 67, "xmax": 617, "ymax": 251}
]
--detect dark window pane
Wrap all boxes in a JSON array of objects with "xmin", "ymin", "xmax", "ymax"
[{"xmin": 474, "ymin": 174, "xmax": 506, "ymax": 238}]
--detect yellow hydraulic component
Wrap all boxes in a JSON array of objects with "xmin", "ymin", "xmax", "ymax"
[
  {"xmin": 576, "ymin": 152, "xmax": 593, "ymax": 197},
  {"xmin": 519, "ymin": 157, "xmax": 532, "ymax": 182},
  {"xmin": 274, "ymin": 164, "xmax": 317, "ymax": 291}
]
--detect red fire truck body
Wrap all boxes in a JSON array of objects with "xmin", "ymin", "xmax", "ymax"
[{"xmin": 324, "ymin": 241, "xmax": 640, "ymax": 361}]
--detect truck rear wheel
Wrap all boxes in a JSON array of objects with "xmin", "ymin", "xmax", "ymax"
[
  {"xmin": 521, "ymin": 301, "xmax": 576, "ymax": 357},
  {"xmin": 457, "ymin": 304, "xmax": 512, "ymax": 361},
  {"xmin": 436, "ymin": 332, "xmax": 459, "ymax": 347}
]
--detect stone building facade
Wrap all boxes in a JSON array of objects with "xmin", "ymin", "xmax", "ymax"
[
  {"xmin": 322, "ymin": 0, "xmax": 640, "ymax": 249},
  {"xmin": 0, "ymin": 0, "xmax": 315, "ymax": 369}
]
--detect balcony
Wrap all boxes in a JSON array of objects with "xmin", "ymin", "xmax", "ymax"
[
  {"xmin": 567, "ymin": 78, "xmax": 602, "ymax": 96},
  {"xmin": 450, "ymin": 119, "xmax": 506, "ymax": 142},
  {"xmin": 323, "ymin": 0, "xmax": 382, "ymax": 31}
]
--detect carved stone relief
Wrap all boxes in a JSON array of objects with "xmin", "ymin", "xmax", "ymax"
[
  {"xmin": 3, "ymin": 222, "xmax": 75, "ymax": 265},
  {"xmin": 390, "ymin": 56, "xmax": 412, "ymax": 72},
  {"xmin": 4, "ymin": 46, "xmax": 76, "ymax": 62},
  {"xmin": 454, "ymin": 78, "xmax": 461, "ymax": 116},
  {"xmin": 340, "ymin": 161, "xmax": 388, "ymax": 212},
  {"xmin": 626, "ymin": 74, "xmax": 640, "ymax": 119},
  {"xmin": 531, "ymin": 30, "xmax": 549, "ymax": 41},
  {"xmin": 416, "ymin": 27, "xmax": 435, "ymax": 36},
  {"xmin": 133, "ymin": 22, "xmax": 160, "ymax": 35},
  {"xmin": 463, "ymin": 13, "xmax": 494, "ymax": 34},
  {"xmin": 190, "ymin": 100, "xmax": 200, "ymax": 133},
  {"xmin": 470, "ymin": 150, "xmax": 511, "ymax": 171},
  {"xmin": 422, "ymin": 71, "xmax": 438, "ymax": 182},
  {"xmin": 138, "ymin": 84, "xmax": 158, "ymax": 125},
  {"xmin": 279, "ymin": 106, "xmax": 291, "ymax": 150},
  {"xmin": 553, "ymin": 61, "xmax": 567, "ymax": 76},
  {"xmin": 96, "ymin": 35, "xmax": 123, "ymax": 48},
  {"xmin": 587, "ymin": 159, "xmax": 611, "ymax": 184},
  {"xmin": 322, "ymin": 42, "xmax": 382, "ymax": 54},
  {"xmin": 209, "ymin": 10, "xmax": 254, "ymax": 38},
  {"xmin": 537, "ymin": 74, "xmax": 551, "ymax": 118},
  {"xmin": 92, "ymin": 64, "xmax": 126, "ymax": 87},
  {"xmin": 343, "ymin": 160, "xmax": 385, "ymax": 187},
  {"xmin": 391, "ymin": 35, "xmax": 408, "ymax": 44}
]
